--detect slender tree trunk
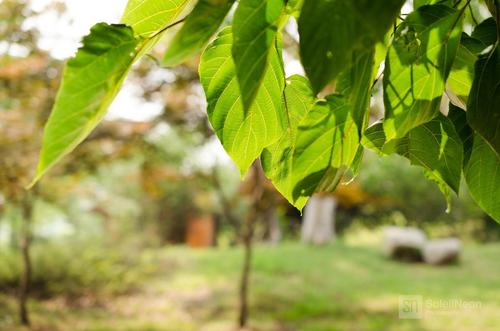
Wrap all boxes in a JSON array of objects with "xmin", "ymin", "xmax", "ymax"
[
  {"xmin": 18, "ymin": 192, "xmax": 33, "ymax": 326},
  {"xmin": 238, "ymin": 161, "xmax": 264, "ymax": 329},
  {"xmin": 211, "ymin": 167, "xmax": 241, "ymax": 244}
]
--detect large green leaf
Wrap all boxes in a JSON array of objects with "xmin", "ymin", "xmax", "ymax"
[
  {"xmin": 298, "ymin": 0, "xmax": 404, "ymax": 93},
  {"xmin": 263, "ymin": 92, "xmax": 359, "ymax": 210},
  {"xmin": 363, "ymin": 114, "xmax": 463, "ymax": 193},
  {"xmin": 33, "ymin": 24, "xmax": 140, "ymax": 184},
  {"xmin": 467, "ymin": 46, "xmax": 500, "ymax": 157},
  {"xmin": 337, "ymin": 50, "xmax": 375, "ymax": 131},
  {"xmin": 121, "ymin": 0, "xmax": 192, "ymax": 38},
  {"xmin": 232, "ymin": 0, "xmax": 285, "ymax": 110},
  {"xmin": 291, "ymin": 95, "xmax": 359, "ymax": 209},
  {"xmin": 383, "ymin": 4, "xmax": 463, "ymax": 140},
  {"xmin": 465, "ymin": 134, "xmax": 500, "ymax": 223},
  {"xmin": 199, "ymin": 27, "xmax": 286, "ymax": 175},
  {"xmin": 261, "ymin": 75, "xmax": 316, "ymax": 209},
  {"xmin": 162, "ymin": 0, "xmax": 235, "ymax": 67}
]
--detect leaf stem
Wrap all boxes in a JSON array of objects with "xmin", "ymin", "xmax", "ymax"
[{"xmin": 150, "ymin": 17, "xmax": 186, "ymax": 40}]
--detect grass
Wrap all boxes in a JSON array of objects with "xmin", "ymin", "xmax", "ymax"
[{"xmin": 1, "ymin": 240, "xmax": 499, "ymax": 331}]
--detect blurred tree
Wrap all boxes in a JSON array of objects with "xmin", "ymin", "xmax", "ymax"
[{"xmin": 0, "ymin": 0, "xmax": 61, "ymax": 324}]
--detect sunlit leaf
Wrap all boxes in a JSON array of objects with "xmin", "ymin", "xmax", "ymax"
[
  {"xmin": 121, "ymin": 0, "xmax": 192, "ymax": 38},
  {"xmin": 447, "ymin": 35, "xmax": 478, "ymax": 108},
  {"xmin": 383, "ymin": 4, "xmax": 462, "ymax": 140},
  {"xmin": 262, "ymin": 75, "xmax": 316, "ymax": 209},
  {"xmin": 264, "ymin": 91, "xmax": 359, "ymax": 210},
  {"xmin": 162, "ymin": 0, "xmax": 235, "ymax": 67},
  {"xmin": 199, "ymin": 27, "xmax": 286, "ymax": 175},
  {"xmin": 232, "ymin": 0, "xmax": 285, "ymax": 110},
  {"xmin": 33, "ymin": 24, "xmax": 140, "ymax": 184}
]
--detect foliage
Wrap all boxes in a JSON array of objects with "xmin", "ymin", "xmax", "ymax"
[
  {"xmin": 0, "ymin": 241, "xmax": 156, "ymax": 298},
  {"xmin": 32, "ymin": 0, "xmax": 500, "ymax": 223}
]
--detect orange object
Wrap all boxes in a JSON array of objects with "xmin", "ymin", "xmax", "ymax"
[{"xmin": 186, "ymin": 215, "xmax": 215, "ymax": 248}]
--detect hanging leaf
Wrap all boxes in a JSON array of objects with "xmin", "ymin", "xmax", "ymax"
[
  {"xmin": 465, "ymin": 134, "xmax": 500, "ymax": 223},
  {"xmin": 383, "ymin": 4, "xmax": 463, "ymax": 140},
  {"xmin": 264, "ymin": 91, "xmax": 359, "ymax": 210},
  {"xmin": 363, "ymin": 115, "xmax": 463, "ymax": 193},
  {"xmin": 290, "ymin": 95, "xmax": 359, "ymax": 209},
  {"xmin": 399, "ymin": 114, "xmax": 464, "ymax": 193},
  {"xmin": 199, "ymin": 27, "xmax": 286, "ymax": 175},
  {"xmin": 232, "ymin": 0, "xmax": 285, "ymax": 111},
  {"xmin": 467, "ymin": 46, "xmax": 500, "ymax": 157},
  {"xmin": 33, "ymin": 24, "xmax": 140, "ymax": 184},
  {"xmin": 121, "ymin": 0, "xmax": 192, "ymax": 38},
  {"xmin": 162, "ymin": 0, "xmax": 235, "ymax": 67},
  {"xmin": 298, "ymin": 0, "xmax": 404, "ymax": 93},
  {"xmin": 262, "ymin": 75, "xmax": 316, "ymax": 209}
]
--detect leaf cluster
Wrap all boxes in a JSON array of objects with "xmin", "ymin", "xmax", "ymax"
[{"xmin": 33, "ymin": 0, "xmax": 500, "ymax": 222}]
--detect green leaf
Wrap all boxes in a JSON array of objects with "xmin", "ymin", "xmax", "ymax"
[
  {"xmin": 464, "ymin": 134, "xmax": 500, "ymax": 223},
  {"xmin": 33, "ymin": 24, "xmax": 140, "ymax": 184},
  {"xmin": 232, "ymin": 0, "xmax": 285, "ymax": 110},
  {"xmin": 448, "ymin": 103, "xmax": 473, "ymax": 166},
  {"xmin": 262, "ymin": 75, "xmax": 316, "ymax": 208},
  {"xmin": 471, "ymin": 17, "xmax": 498, "ymax": 49},
  {"xmin": 162, "ymin": 0, "xmax": 235, "ymax": 67},
  {"xmin": 363, "ymin": 115, "xmax": 463, "ymax": 193},
  {"xmin": 291, "ymin": 95, "xmax": 359, "ymax": 208},
  {"xmin": 467, "ymin": 46, "xmax": 500, "ymax": 157},
  {"xmin": 361, "ymin": 122, "xmax": 387, "ymax": 156},
  {"xmin": 446, "ymin": 35, "xmax": 478, "ymax": 108},
  {"xmin": 337, "ymin": 50, "xmax": 375, "ymax": 131},
  {"xmin": 263, "ymin": 92, "xmax": 359, "ymax": 210},
  {"xmin": 383, "ymin": 4, "xmax": 463, "ymax": 140},
  {"xmin": 399, "ymin": 114, "xmax": 464, "ymax": 193},
  {"xmin": 298, "ymin": 0, "xmax": 404, "ymax": 93},
  {"xmin": 414, "ymin": 0, "xmax": 455, "ymax": 9},
  {"xmin": 199, "ymin": 27, "xmax": 286, "ymax": 175},
  {"xmin": 121, "ymin": 0, "xmax": 192, "ymax": 38},
  {"xmin": 285, "ymin": 0, "xmax": 304, "ymax": 18}
]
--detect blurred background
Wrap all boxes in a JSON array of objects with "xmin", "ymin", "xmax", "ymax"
[{"xmin": 1, "ymin": 1, "xmax": 499, "ymax": 330}]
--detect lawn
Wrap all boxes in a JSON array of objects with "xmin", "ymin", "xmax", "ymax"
[{"xmin": 1, "ymin": 241, "xmax": 499, "ymax": 331}]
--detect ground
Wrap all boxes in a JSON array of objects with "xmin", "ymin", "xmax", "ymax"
[{"xmin": 1, "ymin": 241, "xmax": 499, "ymax": 331}]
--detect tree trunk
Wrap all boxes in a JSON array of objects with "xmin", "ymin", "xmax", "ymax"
[
  {"xmin": 18, "ymin": 192, "xmax": 33, "ymax": 326},
  {"xmin": 263, "ymin": 208, "xmax": 281, "ymax": 245},
  {"xmin": 238, "ymin": 161, "xmax": 264, "ymax": 329},
  {"xmin": 301, "ymin": 194, "xmax": 337, "ymax": 245}
]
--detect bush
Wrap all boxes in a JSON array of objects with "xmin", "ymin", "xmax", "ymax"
[{"xmin": 0, "ymin": 240, "xmax": 159, "ymax": 298}]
